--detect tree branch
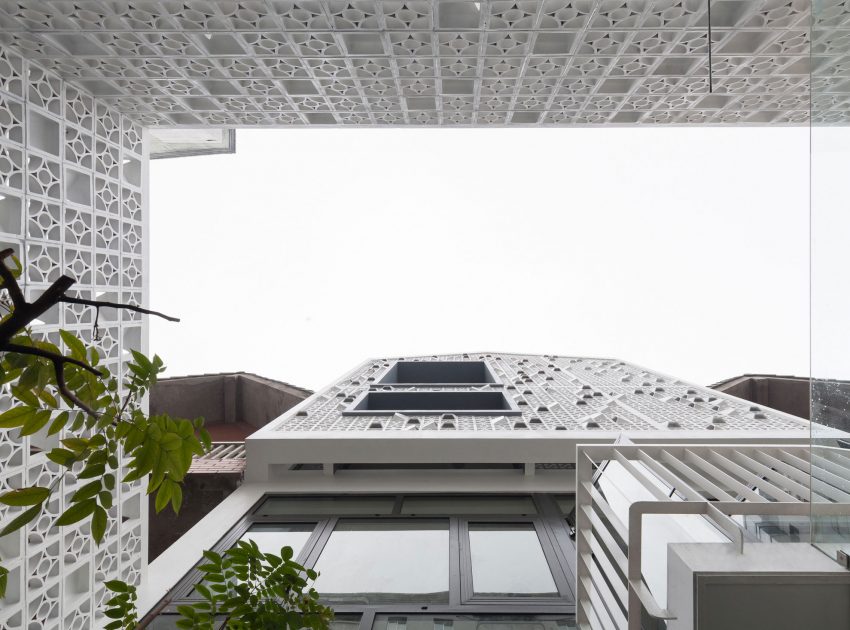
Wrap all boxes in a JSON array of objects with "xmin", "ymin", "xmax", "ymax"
[
  {"xmin": 4, "ymin": 343, "xmax": 101, "ymax": 416},
  {"xmin": 0, "ymin": 248, "xmax": 25, "ymax": 308},
  {"xmin": 58, "ymin": 296, "xmax": 180, "ymax": 323},
  {"xmin": 0, "ymin": 253, "xmax": 178, "ymax": 416}
]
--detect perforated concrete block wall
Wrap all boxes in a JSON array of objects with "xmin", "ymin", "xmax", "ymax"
[{"xmin": 0, "ymin": 46, "xmax": 146, "ymax": 630}]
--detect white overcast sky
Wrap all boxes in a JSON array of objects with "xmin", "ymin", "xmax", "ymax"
[{"xmin": 149, "ymin": 127, "xmax": 810, "ymax": 391}]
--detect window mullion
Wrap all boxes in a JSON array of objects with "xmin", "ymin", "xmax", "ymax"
[{"xmin": 449, "ymin": 516, "xmax": 461, "ymax": 606}]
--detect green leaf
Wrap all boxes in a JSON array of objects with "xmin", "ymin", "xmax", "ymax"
[
  {"xmin": 0, "ymin": 564, "xmax": 8, "ymax": 600},
  {"xmin": 105, "ymin": 580, "xmax": 128, "ymax": 592},
  {"xmin": 47, "ymin": 410, "xmax": 70, "ymax": 436},
  {"xmin": 19, "ymin": 409, "xmax": 52, "ymax": 437},
  {"xmin": 154, "ymin": 483, "xmax": 172, "ymax": 513},
  {"xmin": 0, "ymin": 406, "xmax": 34, "ymax": 429},
  {"xmin": 0, "ymin": 504, "xmax": 41, "ymax": 536},
  {"xmin": 55, "ymin": 498, "xmax": 97, "ymax": 526},
  {"xmin": 99, "ymin": 491, "xmax": 113, "ymax": 510},
  {"xmin": 71, "ymin": 480, "xmax": 101, "ymax": 503},
  {"xmin": 0, "ymin": 486, "xmax": 50, "ymax": 507},
  {"xmin": 170, "ymin": 482, "xmax": 182, "ymax": 514},
  {"xmin": 46, "ymin": 448, "xmax": 76, "ymax": 467},
  {"xmin": 91, "ymin": 505, "xmax": 107, "ymax": 544},
  {"xmin": 60, "ymin": 330, "xmax": 88, "ymax": 362}
]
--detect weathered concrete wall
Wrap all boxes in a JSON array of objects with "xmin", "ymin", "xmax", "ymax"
[
  {"xmin": 148, "ymin": 474, "xmax": 242, "ymax": 560},
  {"xmin": 148, "ymin": 373, "xmax": 311, "ymax": 559},
  {"xmin": 150, "ymin": 372, "xmax": 311, "ymax": 427}
]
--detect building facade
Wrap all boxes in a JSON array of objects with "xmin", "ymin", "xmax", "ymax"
[
  {"xmin": 0, "ymin": 47, "xmax": 147, "ymax": 630},
  {"xmin": 0, "ymin": 2, "xmax": 849, "ymax": 629},
  {"xmin": 140, "ymin": 353, "xmax": 829, "ymax": 629},
  {"xmin": 147, "ymin": 372, "xmax": 311, "ymax": 559}
]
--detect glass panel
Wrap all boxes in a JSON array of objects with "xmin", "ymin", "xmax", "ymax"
[
  {"xmin": 256, "ymin": 495, "xmax": 395, "ymax": 516},
  {"xmin": 238, "ymin": 522, "xmax": 316, "ymax": 558},
  {"xmin": 468, "ymin": 523, "xmax": 558, "ymax": 597},
  {"xmin": 595, "ymin": 460, "xmax": 728, "ymax": 607},
  {"xmin": 313, "ymin": 520, "xmax": 449, "ymax": 603},
  {"xmin": 330, "ymin": 614, "xmax": 363, "ymax": 630},
  {"xmin": 811, "ymin": 3, "xmax": 850, "ymax": 560},
  {"xmin": 373, "ymin": 614, "xmax": 576, "ymax": 630},
  {"xmin": 402, "ymin": 495, "xmax": 537, "ymax": 515},
  {"xmin": 553, "ymin": 495, "xmax": 575, "ymax": 523}
]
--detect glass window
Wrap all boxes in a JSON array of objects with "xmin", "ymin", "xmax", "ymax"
[
  {"xmin": 402, "ymin": 495, "xmax": 537, "ymax": 515},
  {"xmin": 330, "ymin": 614, "xmax": 363, "ymax": 630},
  {"xmin": 237, "ymin": 522, "xmax": 316, "ymax": 558},
  {"xmin": 313, "ymin": 520, "xmax": 449, "ymax": 603},
  {"xmin": 553, "ymin": 495, "xmax": 576, "ymax": 526},
  {"xmin": 256, "ymin": 495, "xmax": 395, "ymax": 516},
  {"xmin": 149, "ymin": 615, "xmax": 226, "ymax": 629},
  {"xmin": 373, "ymin": 614, "xmax": 576, "ymax": 630},
  {"xmin": 468, "ymin": 523, "xmax": 559, "ymax": 597}
]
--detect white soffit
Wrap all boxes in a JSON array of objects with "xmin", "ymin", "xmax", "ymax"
[{"xmin": 0, "ymin": 1, "xmax": 834, "ymax": 127}]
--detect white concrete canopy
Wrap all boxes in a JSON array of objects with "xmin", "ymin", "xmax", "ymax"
[{"xmin": 0, "ymin": 1, "xmax": 822, "ymax": 126}]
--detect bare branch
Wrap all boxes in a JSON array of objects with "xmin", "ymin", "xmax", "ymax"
[
  {"xmin": 0, "ymin": 272, "xmax": 75, "ymax": 347},
  {"xmin": 3, "ymin": 343, "xmax": 103, "ymax": 377},
  {"xmin": 58, "ymin": 296, "xmax": 180, "ymax": 323},
  {"xmin": 0, "ymin": 248, "xmax": 25, "ymax": 308},
  {"xmin": 4, "ymin": 343, "xmax": 102, "ymax": 416}
]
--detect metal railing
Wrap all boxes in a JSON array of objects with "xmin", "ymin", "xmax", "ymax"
[{"xmin": 575, "ymin": 443, "xmax": 850, "ymax": 630}]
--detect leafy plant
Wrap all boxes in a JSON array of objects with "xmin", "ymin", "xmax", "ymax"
[
  {"xmin": 105, "ymin": 542, "xmax": 334, "ymax": 630},
  {"xmin": 104, "ymin": 579, "xmax": 139, "ymax": 630},
  {"xmin": 0, "ymin": 249, "xmax": 209, "ymax": 600}
]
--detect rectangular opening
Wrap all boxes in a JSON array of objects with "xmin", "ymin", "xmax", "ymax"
[
  {"xmin": 345, "ymin": 391, "xmax": 520, "ymax": 416},
  {"xmin": 379, "ymin": 361, "xmax": 496, "ymax": 385}
]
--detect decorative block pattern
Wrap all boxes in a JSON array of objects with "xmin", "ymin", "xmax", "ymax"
[
  {"xmin": 0, "ymin": 1, "xmax": 824, "ymax": 126},
  {"xmin": 0, "ymin": 49, "xmax": 146, "ymax": 630},
  {"xmin": 276, "ymin": 353, "xmax": 808, "ymax": 432}
]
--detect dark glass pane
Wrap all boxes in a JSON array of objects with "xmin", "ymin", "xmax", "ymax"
[
  {"xmin": 554, "ymin": 495, "xmax": 576, "ymax": 525},
  {"xmin": 331, "ymin": 614, "xmax": 363, "ymax": 630},
  {"xmin": 401, "ymin": 495, "xmax": 536, "ymax": 515},
  {"xmin": 313, "ymin": 520, "xmax": 449, "ymax": 603},
  {"xmin": 468, "ymin": 523, "xmax": 558, "ymax": 597},
  {"xmin": 256, "ymin": 495, "xmax": 395, "ymax": 516},
  {"xmin": 237, "ymin": 522, "xmax": 316, "ymax": 558},
  {"xmin": 373, "ymin": 614, "xmax": 576, "ymax": 630}
]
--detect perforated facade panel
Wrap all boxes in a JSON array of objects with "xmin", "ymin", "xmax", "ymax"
[
  {"xmin": 0, "ymin": 47, "xmax": 146, "ymax": 630},
  {"xmin": 274, "ymin": 353, "xmax": 808, "ymax": 432},
  {"xmin": 0, "ymin": 1, "xmax": 820, "ymax": 127}
]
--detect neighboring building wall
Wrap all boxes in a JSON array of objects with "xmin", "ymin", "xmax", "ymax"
[
  {"xmin": 150, "ymin": 373, "xmax": 311, "ymax": 434},
  {"xmin": 147, "ymin": 374, "xmax": 311, "ymax": 560},
  {"xmin": 711, "ymin": 375, "xmax": 811, "ymax": 420},
  {"xmin": 0, "ymin": 46, "xmax": 147, "ymax": 630}
]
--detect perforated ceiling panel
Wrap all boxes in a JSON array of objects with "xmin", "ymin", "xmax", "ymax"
[{"xmin": 0, "ymin": 1, "xmax": 821, "ymax": 126}]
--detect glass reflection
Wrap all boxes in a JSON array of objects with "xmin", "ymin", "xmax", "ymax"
[
  {"xmin": 237, "ymin": 522, "xmax": 316, "ymax": 558},
  {"xmin": 313, "ymin": 520, "xmax": 449, "ymax": 603},
  {"xmin": 468, "ymin": 523, "xmax": 558, "ymax": 597},
  {"xmin": 256, "ymin": 495, "xmax": 395, "ymax": 516},
  {"xmin": 402, "ymin": 495, "xmax": 537, "ymax": 515}
]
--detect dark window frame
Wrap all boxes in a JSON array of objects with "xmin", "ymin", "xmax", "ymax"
[{"xmin": 153, "ymin": 493, "xmax": 578, "ymax": 630}]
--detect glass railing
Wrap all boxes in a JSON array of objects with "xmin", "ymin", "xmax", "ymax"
[{"xmin": 811, "ymin": 0, "xmax": 850, "ymax": 563}]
